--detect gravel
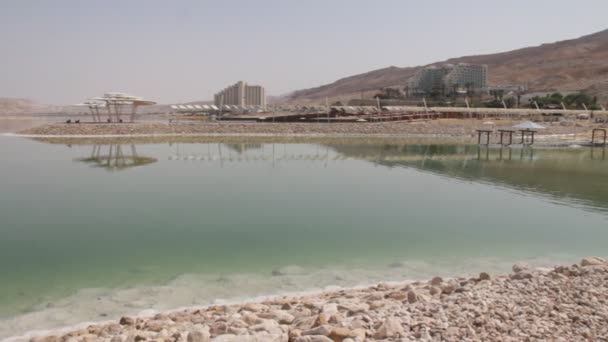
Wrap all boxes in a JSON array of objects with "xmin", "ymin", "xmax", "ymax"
[{"xmin": 24, "ymin": 257, "xmax": 608, "ymax": 342}]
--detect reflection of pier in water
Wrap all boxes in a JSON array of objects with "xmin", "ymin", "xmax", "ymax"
[
  {"xmin": 168, "ymin": 143, "xmax": 490, "ymax": 165},
  {"xmin": 330, "ymin": 143, "xmax": 608, "ymax": 211},
  {"xmin": 164, "ymin": 142, "xmax": 608, "ymax": 210},
  {"xmin": 76, "ymin": 145, "xmax": 157, "ymax": 171}
]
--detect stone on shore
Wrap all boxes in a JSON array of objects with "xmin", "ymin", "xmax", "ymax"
[
  {"xmin": 512, "ymin": 262, "xmax": 529, "ymax": 273},
  {"xmin": 25, "ymin": 259, "xmax": 608, "ymax": 342},
  {"xmin": 581, "ymin": 256, "xmax": 606, "ymax": 267},
  {"xmin": 187, "ymin": 328, "xmax": 211, "ymax": 342},
  {"xmin": 294, "ymin": 336, "xmax": 334, "ymax": 342},
  {"xmin": 373, "ymin": 317, "xmax": 405, "ymax": 339}
]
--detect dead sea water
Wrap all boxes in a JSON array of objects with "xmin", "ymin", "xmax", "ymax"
[{"xmin": 1, "ymin": 135, "xmax": 608, "ymax": 339}]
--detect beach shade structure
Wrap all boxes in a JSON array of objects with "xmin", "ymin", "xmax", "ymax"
[
  {"xmin": 88, "ymin": 93, "xmax": 156, "ymax": 122},
  {"xmin": 73, "ymin": 101, "xmax": 106, "ymax": 122},
  {"xmin": 512, "ymin": 121, "xmax": 546, "ymax": 130},
  {"xmin": 512, "ymin": 121, "xmax": 545, "ymax": 145}
]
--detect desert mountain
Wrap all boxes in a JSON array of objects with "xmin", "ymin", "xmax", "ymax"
[
  {"xmin": 287, "ymin": 29, "xmax": 608, "ymax": 103},
  {"xmin": 0, "ymin": 98, "xmax": 62, "ymax": 114}
]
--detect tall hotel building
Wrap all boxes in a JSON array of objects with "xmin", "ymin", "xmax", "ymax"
[
  {"xmin": 408, "ymin": 63, "xmax": 488, "ymax": 95},
  {"xmin": 214, "ymin": 81, "xmax": 266, "ymax": 108}
]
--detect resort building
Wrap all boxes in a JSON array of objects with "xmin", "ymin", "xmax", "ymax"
[
  {"xmin": 408, "ymin": 66, "xmax": 450, "ymax": 95},
  {"xmin": 214, "ymin": 81, "xmax": 266, "ymax": 108},
  {"xmin": 443, "ymin": 63, "xmax": 488, "ymax": 92},
  {"xmin": 408, "ymin": 63, "xmax": 488, "ymax": 95}
]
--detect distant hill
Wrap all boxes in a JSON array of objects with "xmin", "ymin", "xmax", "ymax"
[
  {"xmin": 287, "ymin": 29, "xmax": 608, "ymax": 103},
  {"xmin": 0, "ymin": 98, "xmax": 60, "ymax": 114}
]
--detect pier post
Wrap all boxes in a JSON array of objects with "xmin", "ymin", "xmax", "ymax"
[
  {"xmin": 519, "ymin": 129, "xmax": 537, "ymax": 146},
  {"xmin": 476, "ymin": 130, "xmax": 492, "ymax": 146},
  {"xmin": 592, "ymin": 128, "xmax": 607, "ymax": 146},
  {"xmin": 498, "ymin": 130, "xmax": 515, "ymax": 146}
]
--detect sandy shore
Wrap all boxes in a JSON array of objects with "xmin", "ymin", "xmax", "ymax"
[
  {"xmin": 19, "ymin": 257, "xmax": 608, "ymax": 342},
  {"xmin": 17, "ymin": 120, "xmax": 602, "ymax": 145}
]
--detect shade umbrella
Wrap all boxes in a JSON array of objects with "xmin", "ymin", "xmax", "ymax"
[{"xmin": 512, "ymin": 121, "xmax": 546, "ymax": 130}]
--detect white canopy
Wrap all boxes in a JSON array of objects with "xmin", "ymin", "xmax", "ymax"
[{"xmin": 512, "ymin": 121, "xmax": 546, "ymax": 130}]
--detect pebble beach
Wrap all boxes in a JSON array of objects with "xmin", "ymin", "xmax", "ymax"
[
  {"xmin": 17, "ymin": 120, "xmax": 600, "ymax": 144},
  {"xmin": 19, "ymin": 257, "xmax": 608, "ymax": 342}
]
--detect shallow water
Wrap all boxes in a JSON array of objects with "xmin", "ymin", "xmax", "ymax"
[{"xmin": 1, "ymin": 134, "xmax": 608, "ymax": 339}]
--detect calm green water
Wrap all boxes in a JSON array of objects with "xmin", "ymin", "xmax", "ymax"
[{"xmin": 1, "ymin": 136, "xmax": 608, "ymax": 339}]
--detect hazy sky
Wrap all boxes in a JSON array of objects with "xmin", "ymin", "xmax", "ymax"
[{"xmin": 1, "ymin": 0, "xmax": 607, "ymax": 104}]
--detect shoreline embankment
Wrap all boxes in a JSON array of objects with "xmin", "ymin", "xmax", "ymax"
[{"xmin": 13, "ymin": 119, "xmax": 606, "ymax": 147}]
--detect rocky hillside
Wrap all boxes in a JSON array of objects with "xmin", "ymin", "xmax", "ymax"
[
  {"xmin": 288, "ymin": 29, "xmax": 608, "ymax": 103},
  {"xmin": 0, "ymin": 98, "xmax": 60, "ymax": 114}
]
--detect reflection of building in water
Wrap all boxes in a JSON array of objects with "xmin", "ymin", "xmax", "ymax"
[
  {"xmin": 76, "ymin": 145, "xmax": 157, "ymax": 171},
  {"xmin": 223, "ymin": 143, "xmax": 262, "ymax": 154}
]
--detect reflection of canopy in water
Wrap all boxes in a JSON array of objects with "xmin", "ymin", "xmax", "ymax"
[{"xmin": 76, "ymin": 145, "xmax": 157, "ymax": 171}]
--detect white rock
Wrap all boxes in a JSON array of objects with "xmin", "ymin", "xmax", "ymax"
[{"xmin": 321, "ymin": 303, "xmax": 338, "ymax": 316}]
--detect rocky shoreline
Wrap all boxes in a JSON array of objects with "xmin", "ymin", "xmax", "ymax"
[
  {"xmin": 22, "ymin": 257, "xmax": 608, "ymax": 342},
  {"xmin": 17, "ymin": 120, "xmax": 597, "ymax": 144}
]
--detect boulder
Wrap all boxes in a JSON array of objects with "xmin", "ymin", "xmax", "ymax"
[
  {"xmin": 479, "ymin": 272, "xmax": 491, "ymax": 281},
  {"xmin": 321, "ymin": 303, "xmax": 338, "ymax": 316},
  {"xmin": 373, "ymin": 317, "xmax": 405, "ymax": 339},
  {"xmin": 441, "ymin": 285, "xmax": 456, "ymax": 295},
  {"xmin": 119, "ymin": 317, "xmax": 135, "ymax": 326},
  {"xmin": 209, "ymin": 322, "xmax": 228, "ymax": 336},
  {"xmin": 386, "ymin": 292, "xmax": 406, "ymax": 301},
  {"xmin": 302, "ymin": 325, "xmax": 333, "ymax": 337},
  {"xmin": 294, "ymin": 336, "xmax": 334, "ymax": 342},
  {"xmin": 581, "ymin": 257, "xmax": 606, "ymax": 267},
  {"xmin": 512, "ymin": 262, "xmax": 529, "ymax": 274},
  {"xmin": 430, "ymin": 277, "xmax": 443, "ymax": 286},
  {"xmin": 407, "ymin": 290, "xmax": 418, "ymax": 304},
  {"xmin": 241, "ymin": 303, "xmax": 269, "ymax": 313},
  {"xmin": 289, "ymin": 329, "xmax": 302, "ymax": 339},
  {"xmin": 337, "ymin": 303, "xmax": 369, "ymax": 315},
  {"xmin": 215, "ymin": 332, "xmax": 285, "ymax": 342},
  {"xmin": 329, "ymin": 327, "xmax": 355, "ymax": 341},
  {"xmin": 260, "ymin": 310, "xmax": 295, "ymax": 324},
  {"xmin": 143, "ymin": 320, "xmax": 164, "ymax": 332},
  {"xmin": 187, "ymin": 328, "xmax": 211, "ymax": 342},
  {"xmin": 510, "ymin": 272, "xmax": 533, "ymax": 280}
]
